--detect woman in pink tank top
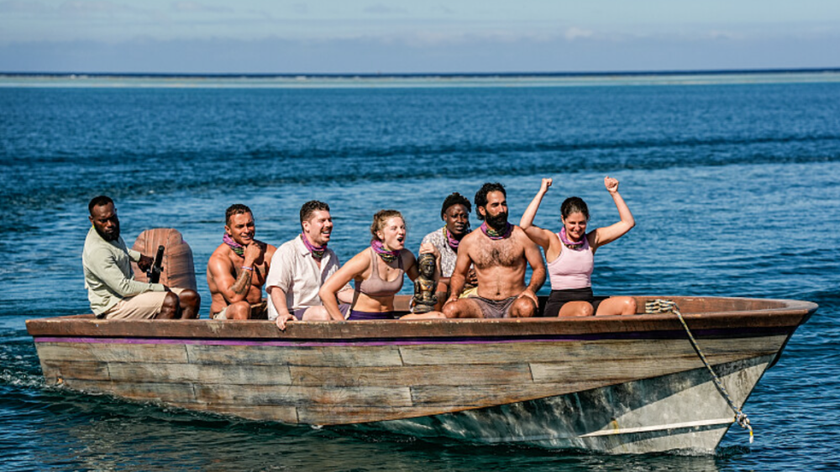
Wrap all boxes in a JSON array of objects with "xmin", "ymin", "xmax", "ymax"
[
  {"xmin": 519, "ymin": 176, "xmax": 637, "ymax": 317},
  {"xmin": 320, "ymin": 210, "xmax": 445, "ymax": 321}
]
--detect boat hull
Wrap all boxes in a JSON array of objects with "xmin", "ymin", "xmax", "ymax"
[{"xmin": 26, "ymin": 296, "xmax": 816, "ymax": 453}]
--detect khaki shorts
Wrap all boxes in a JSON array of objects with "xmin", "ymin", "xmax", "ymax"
[{"xmin": 101, "ymin": 288, "xmax": 185, "ymax": 320}]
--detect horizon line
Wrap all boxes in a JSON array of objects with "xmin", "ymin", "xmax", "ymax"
[{"xmin": 3, "ymin": 67, "xmax": 840, "ymax": 79}]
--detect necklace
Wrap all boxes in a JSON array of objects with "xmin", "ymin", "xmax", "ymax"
[{"xmin": 443, "ymin": 226, "xmax": 466, "ymax": 251}]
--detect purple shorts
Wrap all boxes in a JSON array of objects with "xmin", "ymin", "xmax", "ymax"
[{"xmin": 347, "ymin": 310, "xmax": 397, "ymax": 320}]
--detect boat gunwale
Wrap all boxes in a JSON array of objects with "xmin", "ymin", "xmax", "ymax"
[{"xmin": 26, "ymin": 296, "xmax": 817, "ymax": 341}]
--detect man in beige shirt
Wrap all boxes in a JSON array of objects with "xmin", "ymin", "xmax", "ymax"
[
  {"xmin": 266, "ymin": 201, "xmax": 352, "ymax": 330},
  {"xmin": 83, "ymin": 196, "xmax": 200, "ymax": 319}
]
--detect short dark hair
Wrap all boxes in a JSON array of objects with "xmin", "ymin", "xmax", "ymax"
[
  {"xmin": 474, "ymin": 183, "xmax": 506, "ymax": 221},
  {"xmin": 561, "ymin": 197, "xmax": 590, "ymax": 220},
  {"xmin": 225, "ymin": 204, "xmax": 252, "ymax": 226},
  {"xmin": 88, "ymin": 195, "xmax": 114, "ymax": 215},
  {"xmin": 300, "ymin": 200, "xmax": 330, "ymax": 228},
  {"xmin": 440, "ymin": 192, "xmax": 471, "ymax": 220}
]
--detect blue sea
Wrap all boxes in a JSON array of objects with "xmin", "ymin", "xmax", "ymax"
[{"xmin": 1, "ymin": 73, "xmax": 839, "ymax": 471}]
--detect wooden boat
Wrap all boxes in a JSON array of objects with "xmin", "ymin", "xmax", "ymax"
[{"xmin": 26, "ymin": 295, "xmax": 816, "ymax": 454}]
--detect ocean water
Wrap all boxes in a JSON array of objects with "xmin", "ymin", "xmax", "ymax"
[{"xmin": 1, "ymin": 76, "xmax": 839, "ymax": 470}]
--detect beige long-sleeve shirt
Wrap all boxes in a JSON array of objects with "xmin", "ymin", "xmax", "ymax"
[{"xmin": 82, "ymin": 226, "xmax": 164, "ymax": 316}]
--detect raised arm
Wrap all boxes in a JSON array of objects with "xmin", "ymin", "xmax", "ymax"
[
  {"xmin": 591, "ymin": 176, "xmax": 635, "ymax": 250},
  {"xmin": 319, "ymin": 250, "xmax": 368, "ymax": 320},
  {"xmin": 519, "ymin": 178, "xmax": 557, "ymax": 251}
]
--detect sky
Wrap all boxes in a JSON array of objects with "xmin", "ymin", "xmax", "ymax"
[{"xmin": 1, "ymin": 0, "xmax": 839, "ymax": 74}]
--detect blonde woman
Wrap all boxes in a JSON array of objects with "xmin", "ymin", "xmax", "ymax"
[{"xmin": 320, "ymin": 210, "xmax": 444, "ymax": 320}]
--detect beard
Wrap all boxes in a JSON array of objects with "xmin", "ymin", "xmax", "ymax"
[
  {"xmin": 95, "ymin": 224, "xmax": 120, "ymax": 242},
  {"xmin": 484, "ymin": 211, "xmax": 509, "ymax": 230}
]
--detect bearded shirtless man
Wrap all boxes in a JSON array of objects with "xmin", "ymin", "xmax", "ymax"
[
  {"xmin": 442, "ymin": 183, "xmax": 546, "ymax": 319},
  {"xmin": 207, "ymin": 204, "xmax": 277, "ymax": 320}
]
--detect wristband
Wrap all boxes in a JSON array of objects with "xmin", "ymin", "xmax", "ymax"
[{"xmin": 241, "ymin": 266, "xmax": 254, "ymax": 272}]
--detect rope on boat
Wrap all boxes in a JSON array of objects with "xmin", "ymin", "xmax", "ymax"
[{"xmin": 644, "ymin": 299, "xmax": 754, "ymax": 443}]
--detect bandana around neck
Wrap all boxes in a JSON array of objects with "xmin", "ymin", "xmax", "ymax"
[
  {"xmin": 223, "ymin": 233, "xmax": 245, "ymax": 257},
  {"xmin": 371, "ymin": 239, "xmax": 400, "ymax": 263},
  {"xmin": 559, "ymin": 227, "xmax": 585, "ymax": 249},
  {"xmin": 443, "ymin": 226, "xmax": 467, "ymax": 251},
  {"xmin": 301, "ymin": 233, "xmax": 327, "ymax": 260},
  {"xmin": 480, "ymin": 221, "xmax": 512, "ymax": 240}
]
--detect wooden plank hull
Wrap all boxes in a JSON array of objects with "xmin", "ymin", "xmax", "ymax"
[{"xmin": 26, "ymin": 296, "xmax": 817, "ymax": 453}]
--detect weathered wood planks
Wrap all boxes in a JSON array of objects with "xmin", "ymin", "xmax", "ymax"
[{"xmin": 28, "ymin": 296, "xmax": 816, "ymax": 428}]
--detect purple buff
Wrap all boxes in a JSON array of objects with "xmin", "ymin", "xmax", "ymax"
[
  {"xmin": 301, "ymin": 233, "xmax": 326, "ymax": 260},
  {"xmin": 480, "ymin": 221, "xmax": 512, "ymax": 240},
  {"xmin": 371, "ymin": 240, "xmax": 400, "ymax": 263},
  {"xmin": 444, "ymin": 226, "xmax": 466, "ymax": 251},
  {"xmin": 558, "ymin": 227, "xmax": 585, "ymax": 249},
  {"xmin": 223, "ymin": 233, "xmax": 245, "ymax": 257}
]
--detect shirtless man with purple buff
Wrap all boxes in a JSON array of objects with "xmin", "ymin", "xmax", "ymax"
[
  {"xmin": 442, "ymin": 183, "xmax": 546, "ymax": 319},
  {"xmin": 207, "ymin": 204, "xmax": 277, "ymax": 320}
]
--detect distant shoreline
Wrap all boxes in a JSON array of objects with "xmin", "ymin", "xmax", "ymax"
[
  {"xmin": 2, "ymin": 67, "xmax": 840, "ymax": 79},
  {"xmin": 3, "ymin": 68, "xmax": 839, "ymax": 88}
]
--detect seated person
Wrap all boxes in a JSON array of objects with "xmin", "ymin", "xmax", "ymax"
[
  {"xmin": 266, "ymin": 201, "xmax": 354, "ymax": 330},
  {"xmin": 319, "ymin": 210, "xmax": 445, "ymax": 320},
  {"xmin": 442, "ymin": 183, "xmax": 546, "ymax": 319},
  {"xmin": 207, "ymin": 204, "xmax": 276, "ymax": 320},
  {"xmin": 420, "ymin": 192, "xmax": 478, "ymax": 308},
  {"xmin": 83, "ymin": 196, "xmax": 200, "ymax": 320},
  {"xmin": 519, "ymin": 177, "xmax": 636, "ymax": 317}
]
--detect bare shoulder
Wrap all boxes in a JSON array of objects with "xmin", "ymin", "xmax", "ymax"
[
  {"xmin": 207, "ymin": 244, "xmax": 234, "ymax": 275},
  {"xmin": 512, "ymin": 225, "xmax": 536, "ymax": 247},
  {"xmin": 460, "ymin": 230, "xmax": 480, "ymax": 248},
  {"xmin": 208, "ymin": 244, "xmax": 232, "ymax": 265},
  {"xmin": 265, "ymin": 243, "xmax": 278, "ymax": 260},
  {"xmin": 343, "ymin": 248, "xmax": 372, "ymax": 272},
  {"xmin": 401, "ymin": 249, "xmax": 417, "ymax": 266}
]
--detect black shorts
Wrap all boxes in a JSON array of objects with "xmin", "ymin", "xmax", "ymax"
[{"xmin": 540, "ymin": 287, "xmax": 606, "ymax": 317}]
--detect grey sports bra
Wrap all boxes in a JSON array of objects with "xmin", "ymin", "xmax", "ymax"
[{"xmin": 355, "ymin": 248, "xmax": 405, "ymax": 298}]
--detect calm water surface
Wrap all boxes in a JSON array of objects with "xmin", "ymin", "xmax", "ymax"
[{"xmin": 1, "ymin": 78, "xmax": 839, "ymax": 470}]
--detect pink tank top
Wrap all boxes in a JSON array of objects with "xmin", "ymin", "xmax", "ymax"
[{"xmin": 547, "ymin": 233, "xmax": 594, "ymax": 290}]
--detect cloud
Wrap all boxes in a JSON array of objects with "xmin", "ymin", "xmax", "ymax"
[
  {"xmin": 565, "ymin": 27, "xmax": 594, "ymax": 40},
  {"xmin": 171, "ymin": 2, "xmax": 232, "ymax": 14},
  {"xmin": 0, "ymin": 0, "xmax": 48, "ymax": 14},
  {"xmin": 52, "ymin": 1, "xmax": 162, "ymax": 21},
  {"xmin": 363, "ymin": 4, "xmax": 407, "ymax": 15}
]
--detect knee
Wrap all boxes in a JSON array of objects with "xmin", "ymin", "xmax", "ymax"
[
  {"xmin": 577, "ymin": 302, "xmax": 595, "ymax": 317},
  {"xmin": 442, "ymin": 302, "xmax": 460, "ymax": 319},
  {"xmin": 162, "ymin": 292, "xmax": 180, "ymax": 309},
  {"xmin": 178, "ymin": 289, "xmax": 200, "ymax": 306},
  {"xmin": 228, "ymin": 301, "xmax": 251, "ymax": 320},
  {"xmin": 511, "ymin": 298, "xmax": 536, "ymax": 317},
  {"xmin": 624, "ymin": 298, "xmax": 637, "ymax": 315},
  {"xmin": 305, "ymin": 307, "xmax": 331, "ymax": 321}
]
